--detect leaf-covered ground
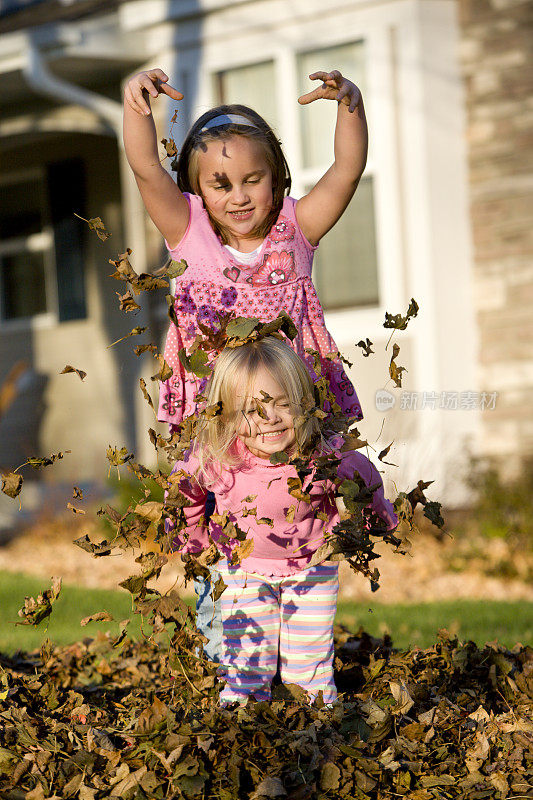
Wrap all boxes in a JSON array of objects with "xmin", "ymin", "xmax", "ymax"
[{"xmin": 1, "ymin": 626, "xmax": 531, "ymax": 800}]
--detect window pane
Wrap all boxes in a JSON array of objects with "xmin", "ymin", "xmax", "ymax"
[
  {"xmin": 0, "ymin": 177, "xmax": 43, "ymax": 238},
  {"xmin": 48, "ymin": 159, "xmax": 87, "ymax": 322},
  {"xmin": 297, "ymin": 41, "xmax": 365, "ymax": 168},
  {"xmin": 216, "ymin": 61, "xmax": 278, "ymax": 132},
  {"xmin": 1, "ymin": 250, "xmax": 47, "ymax": 319},
  {"xmin": 313, "ymin": 177, "xmax": 379, "ymax": 309}
]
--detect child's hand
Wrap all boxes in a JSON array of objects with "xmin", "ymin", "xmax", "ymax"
[
  {"xmin": 124, "ymin": 69, "xmax": 183, "ymax": 116},
  {"xmin": 298, "ymin": 70, "xmax": 361, "ymax": 113}
]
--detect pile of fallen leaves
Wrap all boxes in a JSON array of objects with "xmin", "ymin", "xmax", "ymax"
[{"xmin": 0, "ymin": 626, "xmax": 531, "ymax": 800}]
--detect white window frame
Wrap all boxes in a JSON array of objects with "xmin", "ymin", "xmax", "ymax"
[
  {"xmin": 0, "ymin": 168, "xmax": 57, "ymax": 330},
  {"xmin": 197, "ymin": 16, "xmax": 404, "ymax": 348}
]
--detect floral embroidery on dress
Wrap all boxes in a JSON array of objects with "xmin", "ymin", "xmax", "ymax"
[
  {"xmin": 247, "ymin": 251, "xmax": 296, "ymax": 288},
  {"xmin": 161, "ymin": 389, "xmax": 181, "ymax": 417},
  {"xmin": 176, "ymin": 287, "xmax": 197, "ymax": 315},
  {"xmin": 337, "ymin": 373, "xmax": 355, "ymax": 397},
  {"xmin": 270, "ymin": 217, "xmax": 295, "ymax": 243},
  {"xmin": 184, "ymin": 322, "xmax": 197, "ymax": 340},
  {"xmin": 223, "ymin": 266, "xmax": 241, "ymax": 283},
  {"xmin": 220, "ymin": 287, "xmax": 238, "ymax": 308},
  {"xmin": 198, "ymin": 305, "xmax": 220, "ymax": 329}
]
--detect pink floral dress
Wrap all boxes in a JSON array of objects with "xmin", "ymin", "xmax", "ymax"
[{"xmin": 158, "ymin": 193, "xmax": 362, "ymax": 424}]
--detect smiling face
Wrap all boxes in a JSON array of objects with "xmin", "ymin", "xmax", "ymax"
[
  {"xmin": 196, "ymin": 135, "xmax": 273, "ymax": 250},
  {"xmin": 236, "ymin": 365, "xmax": 296, "ymax": 459}
]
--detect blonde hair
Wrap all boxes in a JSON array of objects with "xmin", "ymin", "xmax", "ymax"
[{"xmin": 195, "ymin": 337, "xmax": 320, "ymax": 479}]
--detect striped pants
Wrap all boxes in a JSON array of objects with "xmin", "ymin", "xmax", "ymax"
[{"xmin": 216, "ymin": 561, "xmax": 339, "ymax": 705}]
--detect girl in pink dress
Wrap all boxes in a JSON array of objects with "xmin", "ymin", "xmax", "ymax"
[
  {"xmin": 123, "ymin": 66, "xmax": 368, "ymax": 424},
  {"xmin": 168, "ymin": 337, "xmax": 397, "ymax": 705}
]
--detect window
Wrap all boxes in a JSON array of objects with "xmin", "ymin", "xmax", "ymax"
[
  {"xmin": 215, "ymin": 60, "xmax": 278, "ymax": 132},
  {"xmin": 0, "ymin": 159, "xmax": 87, "ymax": 324},
  {"xmin": 297, "ymin": 41, "xmax": 379, "ymax": 310},
  {"xmin": 312, "ymin": 177, "xmax": 379, "ymax": 309}
]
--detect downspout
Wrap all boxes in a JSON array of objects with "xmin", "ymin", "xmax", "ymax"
[
  {"xmin": 22, "ymin": 40, "xmax": 123, "ymax": 134},
  {"xmin": 22, "ymin": 37, "xmax": 146, "ymax": 267}
]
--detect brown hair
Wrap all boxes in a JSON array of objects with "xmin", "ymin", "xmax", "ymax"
[{"xmin": 173, "ymin": 104, "xmax": 291, "ymax": 244}]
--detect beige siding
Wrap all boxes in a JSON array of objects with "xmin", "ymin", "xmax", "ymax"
[{"xmin": 458, "ymin": 0, "xmax": 533, "ymax": 474}]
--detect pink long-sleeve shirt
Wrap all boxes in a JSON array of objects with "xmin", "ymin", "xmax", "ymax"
[{"xmin": 170, "ymin": 438, "xmax": 397, "ymax": 577}]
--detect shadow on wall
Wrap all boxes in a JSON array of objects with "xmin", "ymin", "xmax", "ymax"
[{"xmin": 0, "ymin": 364, "xmax": 47, "ymax": 473}]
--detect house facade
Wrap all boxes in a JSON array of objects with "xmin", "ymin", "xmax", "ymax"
[{"xmin": 0, "ymin": 0, "xmax": 527, "ymax": 507}]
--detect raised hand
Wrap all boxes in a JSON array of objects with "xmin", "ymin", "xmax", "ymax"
[
  {"xmin": 124, "ymin": 68, "xmax": 183, "ymax": 116},
  {"xmin": 298, "ymin": 70, "xmax": 361, "ymax": 113}
]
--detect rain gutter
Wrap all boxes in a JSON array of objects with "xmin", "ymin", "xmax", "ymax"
[{"xmin": 22, "ymin": 35, "xmax": 123, "ymax": 139}]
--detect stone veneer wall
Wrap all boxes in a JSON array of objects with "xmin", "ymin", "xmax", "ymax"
[{"xmin": 458, "ymin": 0, "xmax": 533, "ymax": 477}]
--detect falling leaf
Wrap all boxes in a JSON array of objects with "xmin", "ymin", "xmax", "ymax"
[
  {"xmin": 60, "ymin": 364, "xmax": 87, "ymax": 381},
  {"xmin": 131, "ymin": 273, "xmax": 169, "ymax": 295},
  {"xmin": 25, "ymin": 451, "xmax": 70, "ymax": 470},
  {"xmin": 151, "ymin": 355, "xmax": 173, "ymax": 383},
  {"xmin": 230, "ymin": 538, "xmax": 255, "ymax": 564},
  {"xmin": 134, "ymin": 343, "xmax": 158, "ymax": 357},
  {"xmin": 116, "ymin": 290, "xmax": 140, "ymax": 313},
  {"xmin": 269, "ymin": 450, "xmax": 290, "ymax": 465},
  {"xmin": 108, "ymin": 326, "xmax": 147, "ymax": 348},
  {"xmin": 178, "ymin": 348, "xmax": 211, "ymax": 378},
  {"xmin": 424, "ymin": 500, "xmax": 445, "ymax": 529},
  {"xmin": 202, "ymin": 401, "xmax": 223, "ymax": 420},
  {"xmin": 166, "ymin": 294, "xmax": 179, "ymax": 325},
  {"xmin": 80, "ymin": 611, "xmax": 114, "ymax": 627},
  {"xmin": 67, "ymin": 502, "xmax": 85, "ymax": 515},
  {"xmin": 211, "ymin": 575, "xmax": 227, "ymax": 602},
  {"xmin": 407, "ymin": 479, "xmax": 434, "ymax": 511},
  {"xmin": 74, "ymin": 213, "xmax": 111, "ymax": 241},
  {"xmin": 16, "ymin": 577, "xmax": 61, "ymax": 626},
  {"xmin": 226, "ymin": 316, "xmax": 260, "ymax": 342},
  {"xmin": 340, "ymin": 432, "xmax": 368, "ymax": 452},
  {"xmin": 109, "ymin": 249, "xmax": 136, "ymax": 282},
  {"xmin": 1, "ymin": 471, "xmax": 23, "ymax": 498},
  {"xmin": 160, "ymin": 137, "xmax": 178, "ymax": 157},
  {"xmin": 357, "ymin": 338, "xmax": 374, "ymax": 357},
  {"xmin": 106, "ymin": 446, "xmax": 134, "ymax": 468},
  {"xmin": 378, "ymin": 442, "xmax": 398, "ymax": 467},
  {"xmin": 253, "ymin": 398, "xmax": 267, "ymax": 419},
  {"xmin": 389, "ymin": 343, "xmax": 407, "ymax": 388},
  {"xmin": 165, "ymin": 259, "xmax": 189, "ymax": 278},
  {"xmin": 134, "ymin": 501, "xmax": 163, "ymax": 523},
  {"xmin": 384, "ymin": 298, "xmax": 419, "ymax": 335},
  {"xmin": 139, "ymin": 378, "xmax": 155, "ymax": 412}
]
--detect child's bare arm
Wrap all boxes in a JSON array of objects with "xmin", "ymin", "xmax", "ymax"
[
  {"xmin": 295, "ymin": 70, "xmax": 368, "ymax": 246},
  {"xmin": 123, "ymin": 69, "xmax": 190, "ymax": 249}
]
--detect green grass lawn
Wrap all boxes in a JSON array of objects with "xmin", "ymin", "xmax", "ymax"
[
  {"xmin": 0, "ymin": 571, "xmax": 531, "ymax": 654},
  {"xmin": 336, "ymin": 600, "xmax": 532, "ymax": 650}
]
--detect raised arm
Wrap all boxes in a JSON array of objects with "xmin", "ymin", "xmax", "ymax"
[
  {"xmin": 295, "ymin": 70, "xmax": 368, "ymax": 246},
  {"xmin": 123, "ymin": 68, "xmax": 190, "ymax": 249}
]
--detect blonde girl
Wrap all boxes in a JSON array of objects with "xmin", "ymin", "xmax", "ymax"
[{"xmin": 170, "ymin": 338, "xmax": 397, "ymax": 705}]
